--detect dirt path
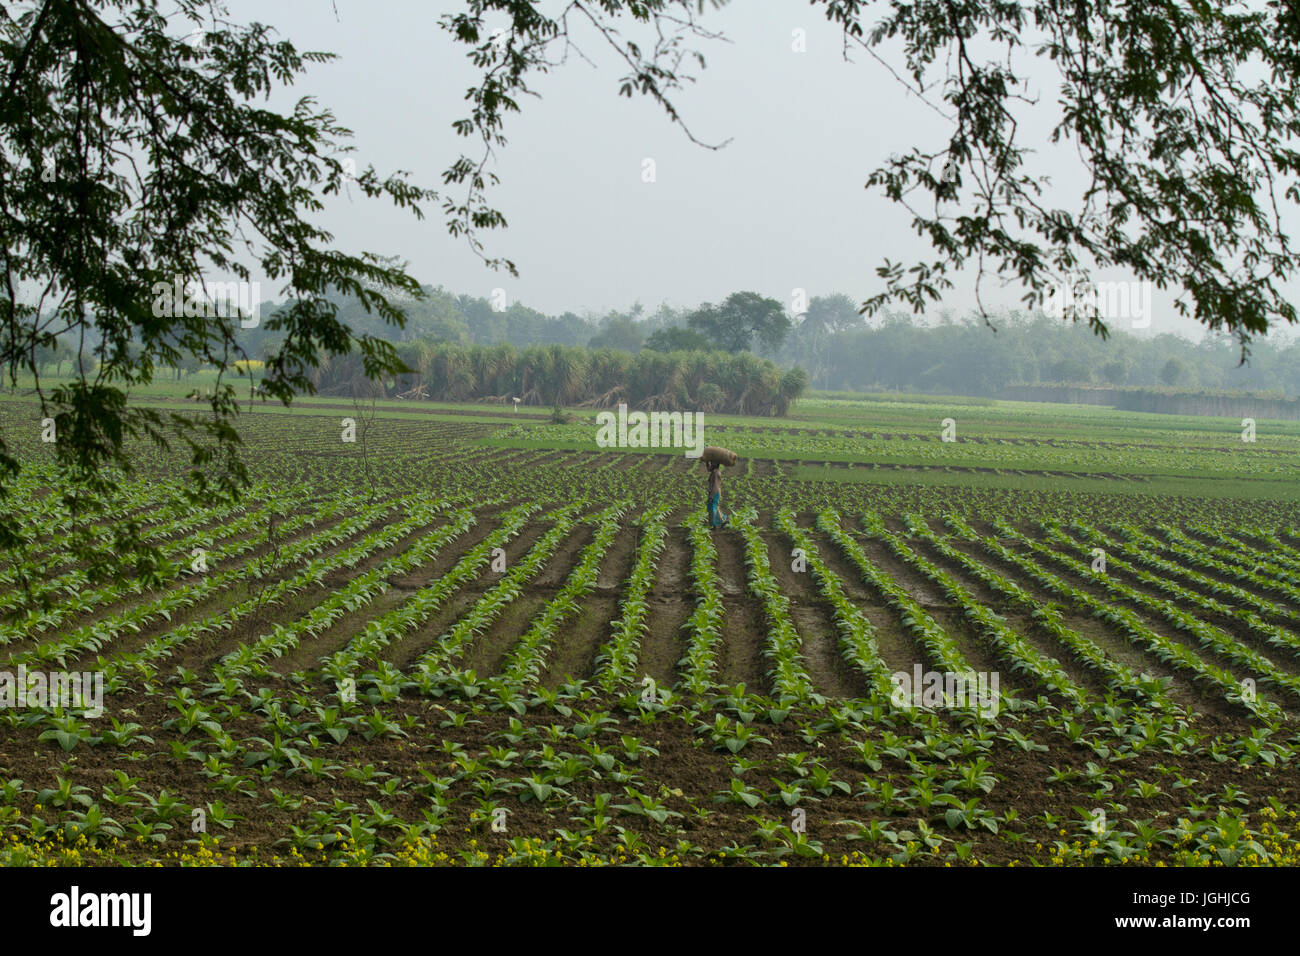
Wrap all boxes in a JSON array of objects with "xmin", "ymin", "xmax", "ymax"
[
  {"xmin": 638, "ymin": 524, "xmax": 693, "ymax": 687},
  {"xmin": 711, "ymin": 527, "xmax": 767, "ymax": 694},
  {"xmin": 542, "ymin": 521, "xmax": 642, "ymax": 688},
  {"xmin": 761, "ymin": 525, "xmax": 867, "ymax": 700}
]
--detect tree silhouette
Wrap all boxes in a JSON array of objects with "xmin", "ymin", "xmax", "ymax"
[
  {"xmin": 0, "ymin": 0, "xmax": 436, "ymax": 579},
  {"xmin": 440, "ymin": 0, "xmax": 1300, "ymax": 358}
]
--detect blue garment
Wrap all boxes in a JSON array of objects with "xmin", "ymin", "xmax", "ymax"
[{"xmin": 708, "ymin": 491, "xmax": 726, "ymax": 527}]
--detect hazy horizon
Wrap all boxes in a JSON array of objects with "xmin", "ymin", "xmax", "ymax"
[{"xmin": 204, "ymin": 1, "xmax": 1300, "ymax": 347}]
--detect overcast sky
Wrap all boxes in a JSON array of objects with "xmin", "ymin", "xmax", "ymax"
[{"xmin": 213, "ymin": 0, "xmax": 1297, "ymax": 344}]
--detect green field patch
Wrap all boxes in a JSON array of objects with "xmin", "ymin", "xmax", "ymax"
[{"xmin": 792, "ymin": 463, "xmax": 1300, "ymax": 500}]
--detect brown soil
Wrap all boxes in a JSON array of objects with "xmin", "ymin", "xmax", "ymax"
[
  {"xmin": 382, "ymin": 516, "xmax": 555, "ymax": 672},
  {"xmin": 761, "ymin": 526, "xmax": 867, "ymax": 700},
  {"xmin": 711, "ymin": 528, "xmax": 768, "ymax": 694},
  {"xmin": 637, "ymin": 525, "xmax": 694, "ymax": 686}
]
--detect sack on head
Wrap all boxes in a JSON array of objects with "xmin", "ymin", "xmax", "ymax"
[{"xmin": 701, "ymin": 445, "xmax": 737, "ymax": 467}]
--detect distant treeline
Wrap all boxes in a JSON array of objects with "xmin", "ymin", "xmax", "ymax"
[
  {"xmin": 794, "ymin": 314, "xmax": 1300, "ymax": 398},
  {"xmin": 234, "ymin": 286, "xmax": 1300, "ymax": 400},
  {"xmin": 240, "ymin": 287, "xmax": 685, "ymax": 355},
  {"xmin": 311, "ymin": 343, "xmax": 808, "ymax": 417},
  {"xmin": 31, "ymin": 282, "xmax": 1300, "ymax": 401},
  {"xmin": 1003, "ymin": 384, "xmax": 1300, "ymax": 419},
  {"xmin": 49, "ymin": 283, "xmax": 1292, "ymax": 404}
]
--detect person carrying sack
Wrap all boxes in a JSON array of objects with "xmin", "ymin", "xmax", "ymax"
[{"xmin": 706, "ymin": 460, "xmax": 727, "ymax": 529}]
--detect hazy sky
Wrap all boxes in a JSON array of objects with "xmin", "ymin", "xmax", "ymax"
[{"xmin": 213, "ymin": 0, "xmax": 1296, "ymax": 344}]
